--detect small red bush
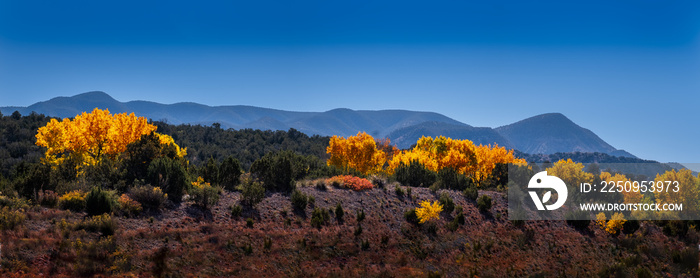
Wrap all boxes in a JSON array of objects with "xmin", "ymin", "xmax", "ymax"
[{"xmin": 327, "ymin": 175, "xmax": 374, "ymax": 191}]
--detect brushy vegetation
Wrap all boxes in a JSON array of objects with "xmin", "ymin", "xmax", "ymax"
[
  {"xmin": 291, "ymin": 189, "xmax": 309, "ymax": 212},
  {"xmin": 59, "ymin": 190, "xmax": 86, "ymax": 212},
  {"xmin": 310, "ymin": 207, "xmax": 330, "ymax": 229},
  {"xmin": 188, "ymin": 176, "xmax": 222, "ymax": 210},
  {"xmin": 477, "ymin": 195, "xmax": 492, "ymax": 213},
  {"xmin": 128, "ymin": 184, "xmax": 167, "ymax": 211},
  {"xmin": 85, "ymin": 186, "xmax": 116, "ymax": 216},
  {"xmin": 0, "ymin": 111, "xmax": 697, "ymax": 277}
]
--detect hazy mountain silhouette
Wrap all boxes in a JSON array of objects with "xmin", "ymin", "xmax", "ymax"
[
  {"xmin": 386, "ymin": 121, "xmax": 514, "ymax": 150},
  {"xmin": 2, "ymin": 91, "xmax": 635, "ymax": 157},
  {"xmin": 495, "ymin": 113, "xmax": 635, "ymax": 158}
]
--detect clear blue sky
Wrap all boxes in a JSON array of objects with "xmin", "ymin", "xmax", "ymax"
[{"xmin": 0, "ymin": 0, "xmax": 698, "ymax": 164}]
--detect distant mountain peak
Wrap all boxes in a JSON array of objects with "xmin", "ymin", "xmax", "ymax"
[
  {"xmin": 495, "ymin": 112, "xmax": 621, "ymax": 156},
  {"xmin": 2, "ymin": 92, "xmax": 636, "ymax": 158},
  {"xmin": 71, "ymin": 91, "xmax": 117, "ymax": 102}
]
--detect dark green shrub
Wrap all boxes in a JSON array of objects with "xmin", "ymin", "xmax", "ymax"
[
  {"xmin": 565, "ymin": 210, "xmax": 591, "ymax": 231},
  {"xmin": 356, "ymin": 210, "xmax": 365, "ymax": 222},
  {"xmin": 404, "ymin": 209, "xmax": 419, "ymax": 225},
  {"xmin": 240, "ymin": 176, "xmax": 265, "ymax": 207},
  {"xmin": 436, "ymin": 167, "xmax": 472, "ymax": 190},
  {"xmin": 477, "ymin": 195, "xmax": 492, "ymax": 213},
  {"xmin": 622, "ymin": 219, "xmax": 640, "ymax": 235},
  {"xmin": 662, "ymin": 220, "xmax": 689, "ymax": 237},
  {"xmin": 394, "ymin": 185, "xmax": 405, "ymax": 198},
  {"xmin": 243, "ymin": 243, "xmax": 253, "ymax": 255},
  {"xmin": 361, "ymin": 239, "xmax": 370, "ymax": 250},
  {"xmin": 85, "ymin": 186, "xmax": 115, "ymax": 216},
  {"xmin": 189, "ymin": 178, "xmax": 222, "ymax": 210},
  {"xmin": 394, "ymin": 160, "xmax": 436, "ymax": 187},
  {"xmin": 446, "ymin": 219, "xmax": 459, "ymax": 232},
  {"xmin": 381, "ymin": 234, "xmax": 389, "ymax": 245},
  {"xmin": 199, "ymin": 157, "xmax": 219, "ymax": 185},
  {"xmin": 147, "ymin": 157, "xmax": 189, "ymax": 203},
  {"xmin": 425, "ymin": 221, "xmax": 438, "ymax": 235},
  {"xmin": 219, "ymin": 156, "xmax": 243, "ymax": 191},
  {"xmin": 246, "ymin": 218, "xmax": 254, "ymax": 228},
  {"xmin": 635, "ymin": 268, "xmax": 652, "ymax": 278},
  {"xmin": 438, "ymin": 192, "xmax": 455, "ymax": 214},
  {"xmin": 250, "ymin": 150, "xmax": 319, "ymax": 192},
  {"xmin": 291, "ymin": 189, "xmax": 308, "ymax": 211},
  {"xmin": 335, "ymin": 203, "xmax": 344, "ymax": 223},
  {"xmin": 129, "ymin": 184, "xmax": 167, "ymax": 211},
  {"xmin": 230, "ymin": 205, "xmax": 242, "ymax": 218},
  {"xmin": 370, "ymin": 175, "xmax": 385, "ymax": 188},
  {"xmin": 310, "ymin": 207, "xmax": 330, "ymax": 229},
  {"xmin": 122, "ymin": 132, "xmax": 171, "ymax": 184},
  {"xmin": 463, "ymin": 186, "xmax": 478, "ymax": 201},
  {"xmin": 264, "ymin": 237, "xmax": 272, "ymax": 250},
  {"xmin": 354, "ymin": 224, "xmax": 363, "ymax": 236},
  {"xmin": 672, "ymin": 247, "xmax": 698, "ymax": 271},
  {"xmin": 482, "ymin": 163, "xmax": 508, "ymax": 189},
  {"xmin": 455, "ymin": 206, "xmax": 465, "ymax": 225},
  {"xmin": 315, "ymin": 180, "xmax": 327, "ymax": 191}
]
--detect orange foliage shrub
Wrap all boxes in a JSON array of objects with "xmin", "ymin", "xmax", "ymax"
[{"xmin": 327, "ymin": 175, "xmax": 374, "ymax": 191}]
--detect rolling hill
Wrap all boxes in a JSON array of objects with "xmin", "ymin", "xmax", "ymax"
[
  {"xmin": 496, "ymin": 113, "xmax": 635, "ymax": 158},
  {"xmin": 3, "ymin": 91, "xmax": 635, "ymax": 157}
]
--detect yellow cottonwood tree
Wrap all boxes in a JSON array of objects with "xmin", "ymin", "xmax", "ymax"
[
  {"xmin": 36, "ymin": 108, "xmax": 185, "ymax": 168},
  {"xmin": 387, "ymin": 136, "xmax": 478, "ymax": 175},
  {"xmin": 546, "ymin": 159, "xmax": 594, "ymax": 188},
  {"xmin": 473, "ymin": 143, "xmax": 527, "ymax": 186},
  {"xmin": 386, "ymin": 136, "xmax": 525, "ymax": 186},
  {"xmin": 326, "ymin": 132, "xmax": 387, "ymax": 175},
  {"xmin": 654, "ymin": 169, "xmax": 700, "ymax": 216}
]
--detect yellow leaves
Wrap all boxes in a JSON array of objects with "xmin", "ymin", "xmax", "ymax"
[
  {"xmin": 416, "ymin": 200, "xmax": 443, "ymax": 223},
  {"xmin": 596, "ymin": 212, "xmax": 626, "ymax": 235},
  {"xmin": 35, "ymin": 108, "xmax": 185, "ymax": 170},
  {"xmin": 654, "ymin": 169, "xmax": 700, "ymax": 216},
  {"xmin": 387, "ymin": 136, "xmax": 477, "ymax": 175},
  {"xmin": 546, "ymin": 159, "xmax": 594, "ymax": 187},
  {"xmin": 473, "ymin": 143, "xmax": 526, "ymax": 186},
  {"xmin": 326, "ymin": 132, "xmax": 387, "ymax": 175},
  {"xmin": 386, "ymin": 136, "xmax": 525, "ymax": 186},
  {"xmin": 157, "ymin": 133, "xmax": 188, "ymax": 158},
  {"xmin": 191, "ymin": 176, "xmax": 211, "ymax": 189}
]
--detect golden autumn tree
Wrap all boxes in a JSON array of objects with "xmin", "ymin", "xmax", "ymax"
[
  {"xmin": 545, "ymin": 159, "xmax": 593, "ymax": 203},
  {"xmin": 473, "ymin": 143, "xmax": 526, "ymax": 186},
  {"xmin": 654, "ymin": 169, "xmax": 700, "ymax": 216},
  {"xmin": 387, "ymin": 136, "xmax": 525, "ymax": 186},
  {"xmin": 387, "ymin": 136, "xmax": 478, "ymax": 175},
  {"xmin": 326, "ymin": 132, "xmax": 387, "ymax": 175},
  {"xmin": 546, "ymin": 159, "xmax": 594, "ymax": 188},
  {"xmin": 36, "ymin": 108, "xmax": 185, "ymax": 168}
]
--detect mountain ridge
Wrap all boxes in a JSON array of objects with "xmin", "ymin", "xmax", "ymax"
[{"xmin": 2, "ymin": 91, "xmax": 635, "ymax": 158}]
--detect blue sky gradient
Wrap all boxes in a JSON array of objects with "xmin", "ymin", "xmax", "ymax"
[{"xmin": 0, "ymin": 0, "xmax": 698, "ymax": 164}]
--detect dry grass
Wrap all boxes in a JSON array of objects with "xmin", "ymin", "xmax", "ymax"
[{"xmin": 0, "ymin": 185, "xmax": 698, "ymax": 277}]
